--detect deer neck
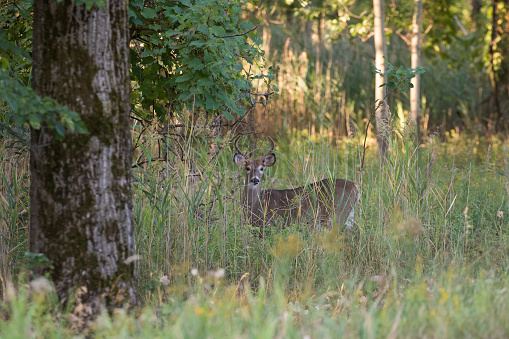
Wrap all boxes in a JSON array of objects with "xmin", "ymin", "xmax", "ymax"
[{"xmin": 243, "ymin": 181, "xmax": 262, "ymax": 214}]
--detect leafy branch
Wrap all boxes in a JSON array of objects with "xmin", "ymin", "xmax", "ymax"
[
  {"xmin": 360, "ymin": 59, "xmax": 426, "ymax": 170},
  {"xmin": 129, "ymin": 0, "xmax": 274, "ymax": 122},
  {"xmin": 0, "ymin": 44, "xmax": 87, "ymax": 140}
]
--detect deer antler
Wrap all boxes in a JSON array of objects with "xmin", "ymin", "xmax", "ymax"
[
  {"xmin": 234, "ymin": 135, "xmax": 245, "ymax": 156},
  {"xmin": 266, "ymin": 137, "xmax": 275, "ymax": 155}
]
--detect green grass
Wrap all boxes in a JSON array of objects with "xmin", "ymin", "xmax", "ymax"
[{"xmin": 1, "ymin": 126, "xmax": 509, "ymax": 337}]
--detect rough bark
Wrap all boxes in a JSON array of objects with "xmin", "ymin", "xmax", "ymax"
[
  {"xmin": 410, "ymin": 0, "xmax": 423, "ymax": 141},
  {"xmin": 373, "ymin": 0, "xmax": 388, "ymax": 157},
  {"xmin": 31, "ymin": 0, "xmax": 137, "ymax": 318}
]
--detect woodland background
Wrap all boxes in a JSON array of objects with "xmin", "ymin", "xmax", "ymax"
[{"xmin": 1, "ymin": 0, "xmax": 509, "ymax": 337}]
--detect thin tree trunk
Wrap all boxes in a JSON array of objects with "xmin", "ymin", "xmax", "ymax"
[
  {"xmin": 506, "ymin": 0, "xmax": 509, "ymax": 100},
  {"xmin": 410, "ymin": 0, "xmax": 423, "ymax": 141},
  {"xmin": 314, "ymin": 43, "xmax": 322, "ymax": 136},
  {"xmin": 318, "ymin": 13, "xmax": 324, "ymax": 44},
  {"xmin": 489, "ymin": 0, "xmax": 501, "ymax": 130},
  {"xmin": 374, "ymin": 0, "xmax": 388, "ymax": 157},
  {"xmin": 31, "ymin": 0, "xmax": 137, "ymax": 320},
  {"xmin": 472, "ymin": 0, "xmax": 482, "ymax": 28},
  {"xmin": 304, "ymin": 19, "xmax": 313, "ymax": 51}
]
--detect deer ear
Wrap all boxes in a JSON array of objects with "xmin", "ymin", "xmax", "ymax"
[
  {"xmin": 234, "ymin": 154, "xmax": 246, "ymax": 167},
  {"xmin": 263, "ymin": 153, "xmax": 276, "ymax": 167}
]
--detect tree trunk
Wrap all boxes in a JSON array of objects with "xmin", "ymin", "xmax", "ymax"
[
  {"xmin": 472, "ymin": 0, "xmax": 482, "ymax": 28},
  {"xmin": 31, "ymin": 0, "xmax": 137, "ymax": 319},
  {"xmin": 488, "ymin": 0, "xmax": 501, "ymax": 130},
  {"xmin": 304, "ymin": 19, "xmax": 313, "ymax": 51},
  {"xmin": 506, "ymin": 0, "xmax": 509, "ymax": 100},
  {"xmin": 373, "ymin": 0, "xmax": 388, "ymax": 157},
  {"xmin": 410, "ymin": 0, "xmax": 423, "ymax": 141},
  {"xmin": 318, "ymin": 12, "xmax": 324, "ymax": 44}
]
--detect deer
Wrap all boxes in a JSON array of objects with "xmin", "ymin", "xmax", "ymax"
[{"xmin": 233, "ymin": 136, "xmax": 360, "ymax": 231}]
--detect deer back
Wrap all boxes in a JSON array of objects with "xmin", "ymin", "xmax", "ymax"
[{"xmin": 256, "ymin": 178, "xmax": 358, "ymax": 228}]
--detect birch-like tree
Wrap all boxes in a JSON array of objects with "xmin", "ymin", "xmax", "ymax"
[
  {"xmin": 410, "ymin": 0, "xmax": 423, "ymax": 141},
  {"xmin": 373, "ymin": 0, "xmax": 389, "ymax": 157}
]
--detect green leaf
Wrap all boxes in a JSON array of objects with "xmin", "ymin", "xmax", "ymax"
[
  {"xmin": 164, "ymin": 30, "xmax": 181, "ymax": 37},
  {"xmin": 29, "ymin": 114, "xmax": 42, "ymax": 129},
  {"xmin": 0, "ymin": 39, "xmax": 30, "ymax": 59},
  {"xmin": 222, "ymin": 111, "xmax": 234, "ymax": 120},
  {"xmin": 131, "ymin": 0, "xmax": 144, "ymax": 9},
  {"xmin": 189, "ymin": 40, "xmax": 207, "ymax": 48},
  {"xmin": 76, "ymin": 121, "xmax": 88, "ymax": 134},
  {"xmin": 142, "ymin": 7, "xmax": 157, "ymax": 19},
  {"xmin": 197, "ymin": 77, "xmax": 214, "ymax": 87},
  {"xmin": 187, "ymin": 58, "xmax": 204, "ymax": 70},
  {"xmin": 175, "ymin": 74, "xmax": 191, "ymax": 83},
  {"xmin": 154, "ymin": 103, "xmax": 166, "ymax": 117},
  {"xmin": 54, "ymin": 121, "xmax": 65, "ymax": 136},
  {"xmin": 240, "ymin": 21, "xmax": 254, "ymax": 30},
  {"xmin": 210, "ymin": 26, "xmax": 226, "ymax": 37}
]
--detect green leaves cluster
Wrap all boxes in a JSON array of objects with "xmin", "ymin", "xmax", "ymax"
[
  {"xmin": 129, "ymin": 0, "xmax": 272, "ymax": 121},
  {"xmin": 1, "ymin": 0, "xmax": 270, "ymax": 140},
  {"xmin": 25, "ymin": 252, "xmax": 54, "ymax": 271},
  {"xmin": 58, "ymin": 0, "xmax": 106, "ymax": 10},
  {"xmin": 372, "ymin": 58, "xmax": 426, "ymax": 92},
  {"xmin": 0, "ymin": 0, "xmax": 87, "ymax": 140},
  {"xmin": 0, "ymin": 70, "xmax": 86, "ymax": 135},
  {"xmin": 0, "ymin": 43, "xmax": 87, "ymax": 139}
]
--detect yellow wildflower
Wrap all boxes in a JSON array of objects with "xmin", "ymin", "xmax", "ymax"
[{"xmin": 439, "ymin": 288, "xmax": 449, "ymax": 305}]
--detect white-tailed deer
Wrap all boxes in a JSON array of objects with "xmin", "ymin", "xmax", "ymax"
[{"xmin": 233, "ymin": 136, "xmax": 360, "ymax": 230}]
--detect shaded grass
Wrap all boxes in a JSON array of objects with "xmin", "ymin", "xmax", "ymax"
[{"xmin": 0, "ymin": 136, "xmax": 29, "ymax": 300}]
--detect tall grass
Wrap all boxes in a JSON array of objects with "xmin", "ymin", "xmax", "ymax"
[
  {"xmin": 131, "ymin": 121, "xmax": 508, "ymax": 285},
  {"xmin": 0, "ymin": 133, "xmax": 29, "ymax": 301},
  {"xmin": 1, "ymin": 123, "xmax": 509, "ymax": 337}
]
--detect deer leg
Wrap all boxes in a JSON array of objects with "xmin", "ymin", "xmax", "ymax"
[{"xmin": 344, "ymin": 191, "xmax": 361, "ymax": 229}]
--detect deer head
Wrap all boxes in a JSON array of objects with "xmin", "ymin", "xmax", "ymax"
[{"xmin": 233, "ymin": 136, "xmax": 276, "ymax": 188}]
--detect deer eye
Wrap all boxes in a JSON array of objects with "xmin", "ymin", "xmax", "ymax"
[{"xmin": 246, "ymin": 167, "xmax": 251, "ymax": 172}]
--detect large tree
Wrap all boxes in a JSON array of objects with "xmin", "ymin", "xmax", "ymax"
[{"xmin": 30, "ymin": 0, "xmax": 137, "ymax": 315}]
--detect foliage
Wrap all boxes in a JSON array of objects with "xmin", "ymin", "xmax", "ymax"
[
  {"xmin": 129, "ymin": 0, "xmax": 275, "ymax": 121},
  {"xmin": 2, "ymin": 0, "xmax": 272, "ymax": 139},
  {"xmin": 25, "ymin": 252, "xmax": 54, "ymax": 271},
  {"xmin": 371, "ymin": 58, "xmax": 426, "ymax": 92},
  {"xmin": 0, "ymin": 2, "xmax": 86, "ymax": 140},
  {"xmin": 0, "ymin": 66, "xmax": 87, "ymax": 139},
  {"xmin": 57, "ymin": 0, "xmax": 106, "ymax": 10}
]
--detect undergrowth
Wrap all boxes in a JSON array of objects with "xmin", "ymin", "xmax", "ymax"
[{"xmin": 1, "ymin": 125, "xmax": 509, "ymax": 337}]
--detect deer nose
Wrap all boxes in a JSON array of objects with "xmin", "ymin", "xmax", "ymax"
[{"xmin": 251, "ymin": 178, "xmax": 260, "ymax": 185}]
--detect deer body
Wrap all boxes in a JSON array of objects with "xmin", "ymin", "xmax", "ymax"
[{"xmin": 234, "ymin": 137, "xmax": 360, "ymax": 229}]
